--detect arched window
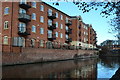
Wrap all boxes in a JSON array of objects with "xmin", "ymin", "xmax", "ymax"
[
  {"xmin": 4, "ymin": 21, "xmax": 8, "ymax": 29},
  {"xmin": 4, "ymin": 7, "xmax": 9, "ymax": 15}
]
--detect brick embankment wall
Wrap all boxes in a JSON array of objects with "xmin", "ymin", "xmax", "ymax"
[
  {"xmin": 2, "ymin": 48, "xmax": 98, "ymax": 65},
  {"xmin": 3, "ymin": 59, "xmax": 97, "ymax": 78}
]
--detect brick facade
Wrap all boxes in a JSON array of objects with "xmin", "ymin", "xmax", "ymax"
[{"xmin": 1, "ymin": 1, "xmax": 97, "ymax": 53}]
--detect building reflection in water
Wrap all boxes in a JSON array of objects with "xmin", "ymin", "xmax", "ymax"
[{"xmin": 3, "ymin": 58, "xmax": 97, "ymax": 79}]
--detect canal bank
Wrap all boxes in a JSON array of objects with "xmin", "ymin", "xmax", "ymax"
[
  {"xmin": 3, "ymin": 58, "xmax": 97, "ymax": 78},
  {"xmin": 2, "ymin": 48, "xmax": 98, "ymax": 66}
]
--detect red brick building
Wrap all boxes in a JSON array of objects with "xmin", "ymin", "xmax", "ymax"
[
  {"xmin": 1, "ymin": 1, "xmax": 97, "ymax": 53},
  {"xmin": 70, "ymin": 16, "xmax": 97, "ymax": 49}
]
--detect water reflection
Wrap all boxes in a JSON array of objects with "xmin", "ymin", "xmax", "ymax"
[
  {"xmin": 3, "ymin": 59, "xmax": 97, "ymax": 79},
  {"xmin": 97, "ymin": 57, "xmax": 120, "ymax": 79},
  {"xmin": 2, "ymin": 57, "xmax": 120, "ymax": 79}
]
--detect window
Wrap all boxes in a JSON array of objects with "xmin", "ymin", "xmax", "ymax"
[
  {"xmin": 40, "ymin": 28, "xmax": 44, "ymax": 34},
  {"xmin": 56, "ymin": 22, "xmax": 58, "ymax": 28},
  {"xmin": 19, "ymin": 8, "xmax": 26, "ymax": 13},
  {"xmin": 4, "ymin": 7, "xmax": 9, "ymax": 15},
  {"xmin": 60, "ymin": 33, "xmax": 63, "ymax": 38},
  {"xmin": 40, "ymin": 16, "xmax": 44, "ymax": 23},
  {"xmin": 66, "ymin": 35, "xmax": 68, "ymax": 39},
  {"xmin": 31, "ymin": 39, "xmax": 35, "ymax": 47},
  {"xmin": 48, "ymin": 19, "xmax": 52, "ymax": 26},
  {"xmin": 20, "ymin": 0, "xmax": 26, "ymax": 4},
  {"xmin": 60, "ymin": 15, "xmax": 63, "ymax": 20},
  {"xmin": 66, "ymin": 17, "xmax": 68, "ymax": 21},
  {"xmin": 40, "ymin": 40, "xmax": 44, "ymax": 47},
  {"xmin": 66, "ymin": 26, "xmax": 68, "ymax": 31},
  {"xmin": 13, "ymin": 37, "xmax": 25, "ymax": 47},
  {"xmin": 66, "ymin": 17, "xmax": 69, "ymax": 23},
  {"xmin": 56, "ymin": 32, "xmax": 58, "ymax": 37},
  {"xmin": 56, "ymin": 12, "xmax": 58, "ymax": 18},
  {"xmin": 3, "ymin": 36, "xmax": 8, "ymax": 44},
  {"xmin": 32, "ymin": 13, "xmax": 36, "ymax": 20},
  {"xmin": 60, "ymin": 24, "xmax": 63, "ymax": 29},
  {"xmin": 4, "ymin": 21, "xmax": 8, "ymax": 29},
  {"xmin": 32, "ymin": 25, "xmax": 36, "ymax": 33},
  {"xmin": 40, "ymin": 5, "xmax": 44, "ymax": 11},
  {"xmin": 32, "ymin": 1, "xmax": 36, "ymax": 8},
  {"xmin": 48, "ymin": 30, "xmax": 52, "ymax": 38},
  {"xmin": 48, "ymin": 9, "xmax": 52, "ymax": 16},
  {"xmin": 18, "ymin": 22, "xmax": 26, "ymax": 32}
]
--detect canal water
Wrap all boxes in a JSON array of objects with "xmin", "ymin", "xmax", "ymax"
[{"xmin": 2, "ymin": 57, "xmax": 120, "ymax": 79}]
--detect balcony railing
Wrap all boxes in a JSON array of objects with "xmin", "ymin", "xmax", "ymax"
[
  {"xmin": 48, "ymin": 23, "xmax": 56, "ymax": 30},
  {"xmin": 65, "ymin": 38, "xmax": 72, "ymax": 43},
  {"xmin": 65, "ymin": 20, "xmax": 72, "ymax": 26},
  {"xmin": 19, "ymin": 3, "xmax": 31, "ymax": 10},
  {"xmin": 48, "ymin": 34, "xmax": 56, "ymax": 41},
  {"xmin": 18, "ymin": 27, "xmax": 31, "ymax": 36},
  {"xmin": 65, "ymin": 28, "xmax": 72, "ymax": 34},
  {"xmin": 48, "ymin": 13, "xmax": 56, "ymax": 19},
  {"xmin": 18, "ymin": 13, "xmax": 31, "ymax": 23}
]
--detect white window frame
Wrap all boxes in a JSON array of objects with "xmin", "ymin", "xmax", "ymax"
[
  {"xmin": 60, "ymin": 24, "xmax": 63, "ymax": 29},
  {"xmin": 48, "ymin": 30, "xmax": 52, "ymax": 38},
  {"xmin": 4, "ymin": 7, "xmax": 9, "ymax": 15},
  {"xmin": 56, "ymin": 12, "xmax": 58, "ymax": 18},
  {"xmin": 56, "ymin": 32, "xmax": 58, "ymax": 37},
  {"xmin": 20, "ymin": 0, "xmax": 26, "ymax": 4},
  {"xmin": 40, "ymin": 5, "xmax": 44, "ymax": 11},
  {"xmin": 40, "ymin": 28, "xmax": 44, "ymax": 34},
  {"xmin": 48, "ymin": 9, "xmax": 52, "ymax": 16},
  {"xmin": 32, "ymin": 1, "xmax": 36, "ymax": 8},
  {"xmin": 40, "ymin": 40, "xmax": 44, "ymax": 47},
  {"xmin": 3, "ymin": 36, "xmax": 8, "ymax": 44},
  {"xmin": 60, "ymin": 33, "xmax": 63, "ymax": 38},
  {"xmin": 60, "ymin": 15, "xmax": 63, "ymax": 20},
  {"xmin": 32, "ymin": 13, "xmax": 36, "ymax": 20},
  {"xmin": 56, "ymin": 22, "xmax": 58, "ymax": 28},
  {"xmin": 48, "ymin": 19, "xmax": 52, "ymax": 26},
  {"xmin": 18, "ymin": 22, "xmax": 26, "ymax": 33},
  {"xmin": 4, "ymin": 21, "xmax": 8, "ymax": 29},
  {"xmin": 40, "ymin": 16, "xmax": 44, "ymax": 23},
  {"xmin": 66, "ymin": 34, "xmax": 68, "ymax": 39},
  {"xmin": 19, "ymin": 8, "xmax": 26, "ymax": 13},
  {"xmin": 66, "ymin": 26, "xmax": 68, "ymax": 31},
  {"xmin": 32, "ymin": 25, "xmax": 36, "ymax": 33}
]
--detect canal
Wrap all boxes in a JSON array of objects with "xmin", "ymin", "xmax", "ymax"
[{"xmin": 2, "ymin": 57, "xmax": 120, "ymax": 79}]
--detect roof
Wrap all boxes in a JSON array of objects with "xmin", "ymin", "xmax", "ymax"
[{"xmin": 42, "ymin": 2, "xmax": 71, "ymax": 17}]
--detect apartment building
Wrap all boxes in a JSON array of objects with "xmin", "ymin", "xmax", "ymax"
[
  {"xmin": 101, "ymin": 40, "xmax": 120, "ymax": 50},
  {"xmin": 70, "ymin": 16, "xmax": 97, "ymax": 49},
  {"xmin": 1, "ymin": 1, "xmax": 97, "ymax": 53}
]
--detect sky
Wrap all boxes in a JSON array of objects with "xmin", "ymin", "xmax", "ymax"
[{"xmin": 45, "ymin": 1, "xmax": 118, "ymax": 45}]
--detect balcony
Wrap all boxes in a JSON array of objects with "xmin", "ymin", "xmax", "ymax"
[
  {"xmin": 65, "ymin": 20, "xmax": 72, "ymax": 26},
  {"xmin": 18, "ymin": 27, "xmax": 30, "ymax": 36},
  {"xmin": 48, "ymin": 13, "xmax": 56, "ymax": 19},
  {"xmin": 48, "ymin": 34, "xmax": 56, "ymax": 41},
  {"xmin": 19, "ymin": 3, "xmax": 31, "ymax": 10},
  {"xmin": 66, "ymin": 28, "xmax": 72, "ymax": 34},
  {"xmin": 65, "ymin": 38, "xmax": 72, "ymax": 43},
  {"xmin": 18, "ymin": 13, "xmax": 31, "ymax": 23},
  {"xmin": 48, "ymin": 23, "xmax": 56, "ymax": 30}
]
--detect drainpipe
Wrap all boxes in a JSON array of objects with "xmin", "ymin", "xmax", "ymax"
[
  {"xmin": 10, "ymin": 2, "xmax": 13, "ymax": 53},
  {"xmin": 76, "ymin": 16, "xmax": 79, "ymax": 50}
]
